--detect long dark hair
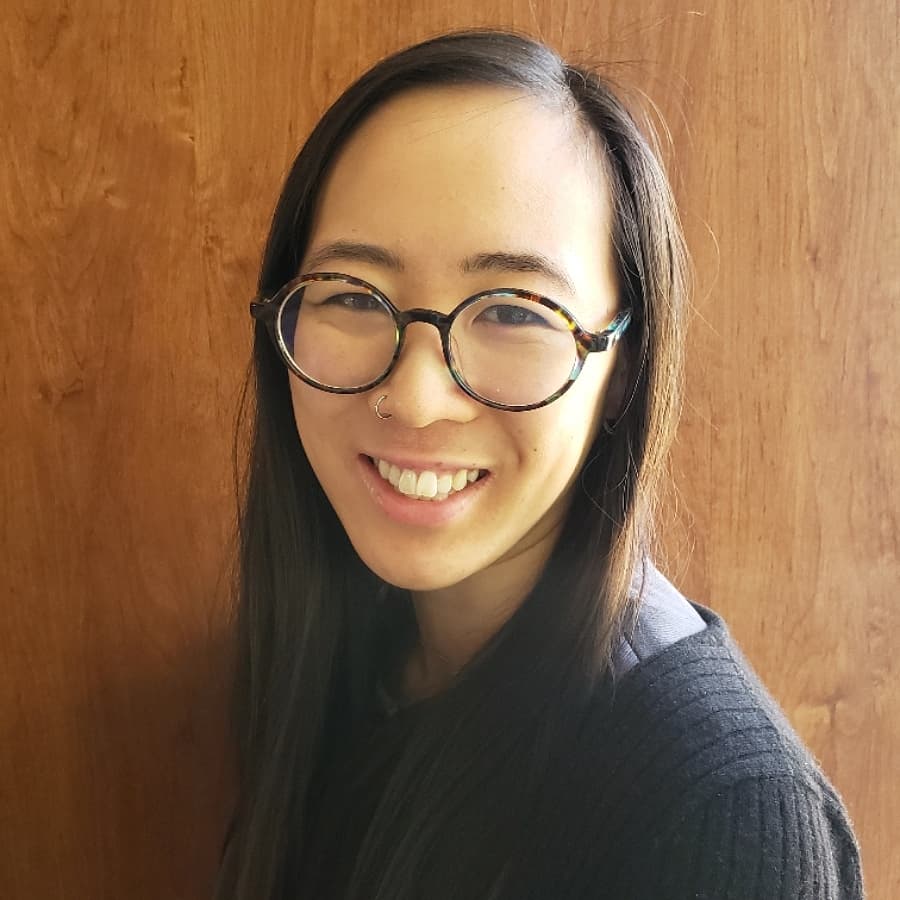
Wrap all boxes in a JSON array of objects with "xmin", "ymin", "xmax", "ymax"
[{"xmin": 215, "ymin": 29, "xmax": 687, "ymax": 900}]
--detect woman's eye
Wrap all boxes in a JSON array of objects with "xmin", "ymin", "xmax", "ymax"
[
  {"xmin": 479, "ymin": 304, "xmax": 550, "ymax": 327},
  {"xmin": 323, "ymin": 293, "xmax": 382, "ymax": 311}
]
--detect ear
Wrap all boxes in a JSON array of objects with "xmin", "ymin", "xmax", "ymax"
[{"xmin": 602, "ymin": 347, "xmax": 630, "ymax": 421}]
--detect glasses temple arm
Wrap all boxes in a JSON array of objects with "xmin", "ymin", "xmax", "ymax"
[
  {"xmin": 585, "ymin": 309, "xmax": 632, "ymax": 352},
  {"xmin": 249, "ymin": 297, "xmax": 279, "ymax": 323}
]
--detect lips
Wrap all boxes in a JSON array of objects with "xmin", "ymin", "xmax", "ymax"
[{"xmin": 357, "ymin": 454, "xmax": 490, "ymax": 527}]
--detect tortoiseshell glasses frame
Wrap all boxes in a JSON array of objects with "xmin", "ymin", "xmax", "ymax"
[{"xmin": 249, "ymin": 272, "xmax": 632, "ymax": 412}]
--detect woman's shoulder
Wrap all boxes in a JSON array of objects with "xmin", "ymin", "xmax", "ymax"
[
  {"xmin": 601, "ymin": 564, "xmax": 842, "ymax": 799},
  {"xmin": 566, "ymin": 564, "xmax": 865, "ymax": 897}
]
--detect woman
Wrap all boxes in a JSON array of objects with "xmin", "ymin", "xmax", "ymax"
[{"xmin": 214, "ymin": 30, "xmax": 863, "ymax": 900}]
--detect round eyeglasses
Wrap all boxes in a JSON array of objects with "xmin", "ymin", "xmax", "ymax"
[{"xmin": 250, "ymin": 272, "xmax": 632, "ymax": 412}]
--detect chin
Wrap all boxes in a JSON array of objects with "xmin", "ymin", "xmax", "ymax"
[{"xmin": 353, "ymin": 545, "xmax": 470, "ymax": 593}]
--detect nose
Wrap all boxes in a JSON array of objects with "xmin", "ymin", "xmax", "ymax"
[{"xmin": 378, "ymin": 321, "xmax": 476, "ymax": 427}]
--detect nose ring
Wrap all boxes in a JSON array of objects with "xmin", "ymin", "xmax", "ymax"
[{"xmin": 374, "ymin": 394, "xmax": 392, "ymax": 420}]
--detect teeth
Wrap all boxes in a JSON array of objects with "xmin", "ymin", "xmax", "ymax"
[
  {"xmin": 416, "ymin": 471, "xmax": 438, "ymax": 499},
  {"xmin": 371, "ymin": 458, "xmax": 483, "ymax": 502},
  {"xmin": 397, "ymin": 470, "xmax": 417, "ymax": 495}
]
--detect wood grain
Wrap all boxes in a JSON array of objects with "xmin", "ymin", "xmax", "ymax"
[{"xmin": 1, "ymin": 1, "xmax": 896, "ymax": 897}]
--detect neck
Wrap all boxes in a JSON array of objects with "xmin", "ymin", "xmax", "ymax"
[{"xmin": 400, "ymin": 523, "xmax": 561, "ymax": 702}]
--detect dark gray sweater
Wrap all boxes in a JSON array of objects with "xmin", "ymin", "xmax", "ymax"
[
  {"xmin": 298, "ymin": 571, "xmax": 865, "ymax": 899},
  {"xmin": 576, "ymin": 601, "xmax": 864, "ymax": 898}
]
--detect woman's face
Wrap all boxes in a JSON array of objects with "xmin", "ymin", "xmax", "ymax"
[{"xmin": 290, "ymin": 85, "xmax": 624, "ymax": 592}]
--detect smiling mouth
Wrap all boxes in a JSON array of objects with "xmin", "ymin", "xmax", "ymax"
[{"xmin": 366, "ymin": 456, "xmax": 488, "ymax": 501}]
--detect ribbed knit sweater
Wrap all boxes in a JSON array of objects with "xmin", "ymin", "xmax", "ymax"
[
  {"xmin": 586, "ymin": 602, "xmax": 864, "ymax": 898},
  {"xmin": 298, "ymin": 574, "xmax": 864, "ymax": 899}
]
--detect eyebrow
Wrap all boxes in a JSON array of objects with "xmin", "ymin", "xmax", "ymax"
[
  {"xmin": 462, "ymin": 252, "xmax": 576, "ymax": 295},
  {"xmin": 304, "ymin": 240, "xmax": 404, "ymax": 272},
  {"xmin": 303, "ymin": 240, "xmax": 576, "ymax": 295}
]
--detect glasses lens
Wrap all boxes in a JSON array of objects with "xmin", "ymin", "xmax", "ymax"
[
  {"xmin": 278, "ymin": 279, "xmax": 397, "ymax": 389},
  {"xmin": 450, "ymin": 294, "xmax": 578, "ymax": 407}
]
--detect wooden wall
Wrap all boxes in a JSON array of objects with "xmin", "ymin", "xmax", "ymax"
[{"xmin": 2, "ymin": 1, "xmax": 896, "ymax": 897}]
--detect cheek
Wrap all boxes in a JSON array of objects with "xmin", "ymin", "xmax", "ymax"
[
  {"xmin": 290, "ymin": 381, "xmax": 318, "ymax": 440},
  {"xmin": 289, "ymin": 381, "xmax": 350, "ymax": 465},
  {"xmin": 538, "ymin": 362, "xmax": 610, "ymax": 458},
  {"xmin": 515, "ymin": 389, "xmax": 606, "ymax": 497}
]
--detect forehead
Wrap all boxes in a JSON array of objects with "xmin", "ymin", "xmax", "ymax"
[{"xmin": 306, "ymin": 85, "xmax": 613, "ymax": 300}]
